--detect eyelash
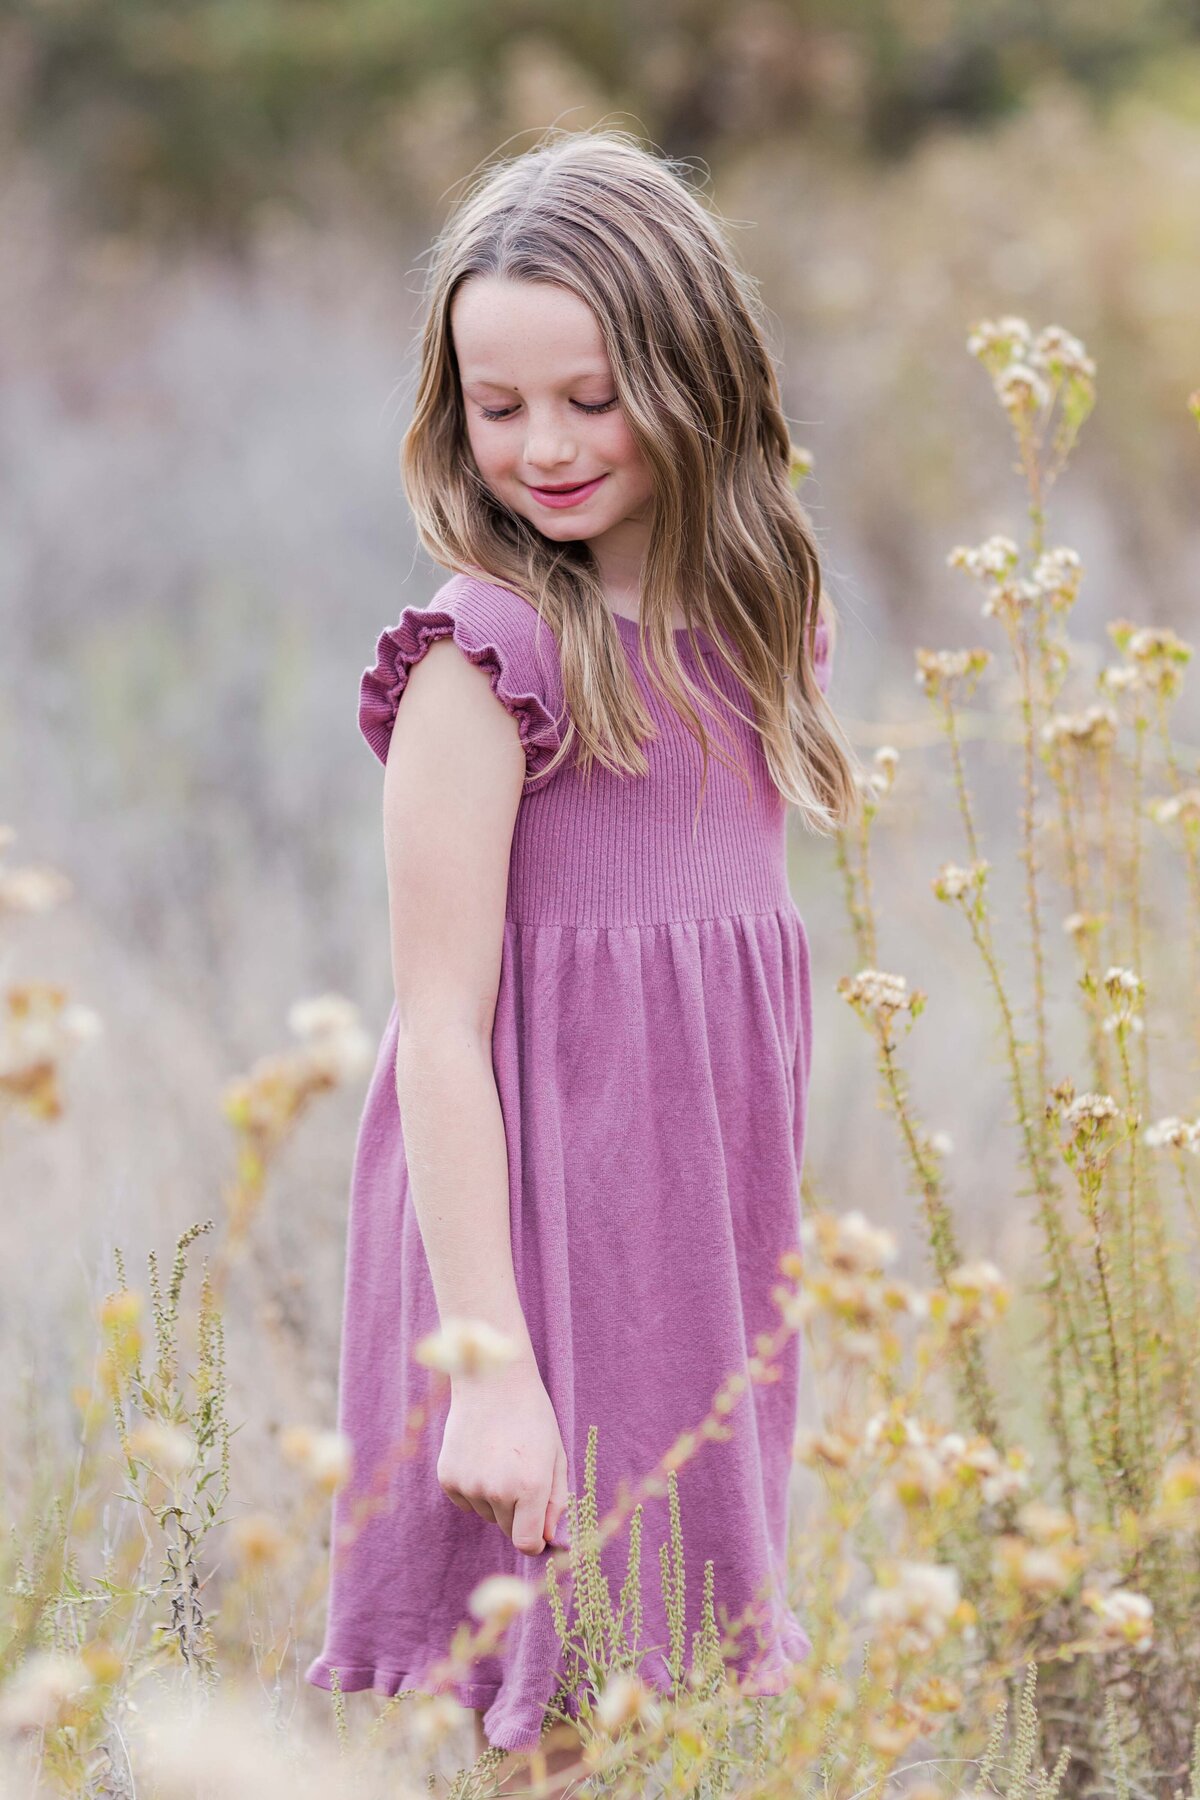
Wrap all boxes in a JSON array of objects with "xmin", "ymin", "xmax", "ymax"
[{"xmin": 476, "ymin": 398, "xmax": 619, "ymax": 421}]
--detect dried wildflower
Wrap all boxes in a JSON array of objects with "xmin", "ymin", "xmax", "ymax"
[
  {"xmin": 947, "ymin": 536, "xmax": 1022, "ymax": 582},
  {"xmin": 1143, "ymin": 1116, "xmax": 1198, "ymax": 1151},
  {"xmin": 279, "ymin": 1426, "xmax": 352, "ymax": 1492},
  {"xmin": 1117, "ymin": 623, "xmax": 1192, "ymax": 665},
  {"xmin": 1063, "ymin": 910, "xmax": 1102, "ymax": 939},
  {"xmin": 130, "ymin": 1688, "xmax": 342, "ymax": 1799},
  {"xmin": 1100, "ymin": 663, "xmax": 1140, "ymax": 694},
  {"xmin": 981, "ymin": 577, "xmax": 1041, "ymax": 622},
  {"xmin": 1041, "ymin": 705, "xmax": 1118, "ymax": 751},
  {"xmin": 1081, "ymin": 1586, "xmax": 1153, "ymax": 1651},
  {"xmin": 287, "ymin": 994, "xmax": 374, "ymax": 1082},
  {"xmin": 948, "ymin": 1260, "xmax": 1007, "ymax": 1300},
  {"xmin": 406, "ymin": 1693, "xmax": 464, "ymax": 1752},
  {"xmin": 983, "ymin": 1457, "xmax": 1031, "ymax": 1505},
  {"xmin": 875, "ymin": 745, "xmax": 899, "ymax": 779},
  {"xmin": 838, "ymin": 968, "xmax": 925, "ymax": 1025},
  {"xmin": 912, "ymin": 1674, "xmax": 964, "ymax": 1715},
  {"xmin": 1017, "ymin": 1500, "xmax": 1076, "ymax": 1543},
  {"xmin": 1107, "ymin": 619, "xmax": 1192, "ymax": 697},
  {"xmin": 0, "ymin": 1650, "xmax": 94, "ymax": 1734},
  {"xmin": 967, "ymin": 316, "xmax": 1033, "ymax": 364},
  {"xmin": 595, "ymin": 1671, "xmax": 661, "ymax": 1734},
  {"xmin": 1029, "ymin": 326, "xmax": 1096, "ymax": 382},
  {"xmin": 1149, "ymin": 789, "xmax": 1200, "ymax": 826},
  {"xmin": 0, "ymin": 983, "xmax": 103, "ymax": 1119},
  {"xmin": 1031, "ymin": 547, "xmax": 1084, "ymax": 611},
  {"xmin": 229, "ymin": 1512, "xmax": 290, "ymax": 1572},
  {"xmin": 931, "ymin": 1261, "xmax": 1010, "ymax": 1328},
  {"xmin": 864, "ymin": 1560, "xmax": 962, "ymax": 1652},
  {"xmin": 854, "ymin": 764, "xmax": 893, "ymax": 804},
  {"xmin": 993, "ymin": 1535, "xmax": 1080, "ymax": 1595},
  {"xmin": 1104, "ymin": 971, "xmax": 1142, "ymax": 1008},
  {"xmin": 892, "ymin": 1447, "xmax": 957, "ymax": 1506},
  {"xmin": 127, "ymin": 1420, "xmax": 197, "ymax": 1477},
  {"xmin": 801, "ymin": 1208, "xmax": 898, "ymax": 1274},
  {"xmin": 413, "ymin": 1316, "xmax": 524, "ymax": 1378},
  {"xmin": 1159, "ymin": 1456, "xmax": 1200, "ymax": 1520},
  {"xmin": 1065, "ymin": 1087, "xmax": 1122, "ymax": 1130},
  {"xmin": 788, "ymin": 444, "xmax": 814, "ymax": 486},
  {"xmin": 914, "ymin": 645, "xmax": 991, "ymax": 697},
  {"xmin": 932, "ymin": 860, "xmax": 989, "ymax": 904},
  {"xmin": 865, "ymin": 1408, "xmax": 929, "ymax": 1453},
  {"xmin": 1097, "ymin": 965, "xmax": 1144, "ymax": 1036},
  {"xmin": 997, "ymin": 362, "xmax": 1052, "ymax": 417},
  {"xmin": 0, "ymin": 861, "xmax": 73, "ymax": 913},
  {"xmin": 468, "ymin": 1574, "xmax": 537, "ymax": 1628},
  {"xmin": 794, "ymin": 1428, "xmax": 858, "ymax": 1469}
]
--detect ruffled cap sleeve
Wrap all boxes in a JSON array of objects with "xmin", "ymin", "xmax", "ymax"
[{"xmin": 358, "ymin": 574, "xmax": 567, "ymax": 791}]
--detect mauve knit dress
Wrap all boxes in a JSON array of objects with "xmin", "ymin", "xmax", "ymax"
[{"xmin": 305, "ymin": 570, "xmax": 832, "ymax": 1753}]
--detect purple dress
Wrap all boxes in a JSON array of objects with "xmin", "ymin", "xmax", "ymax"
[{"xmin": 305, "ymin": 571, "xmax": 832, "ymax": 1752}]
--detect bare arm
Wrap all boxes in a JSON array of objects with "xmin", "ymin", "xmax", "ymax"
[{"xmin": 381, "ymin": 634, "xmax": 567, "ymax": 1553}]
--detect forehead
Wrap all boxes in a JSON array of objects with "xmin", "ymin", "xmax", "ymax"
[{"xmin": 450, "ymin": 275, "xmax": 611, "ymax": 384}]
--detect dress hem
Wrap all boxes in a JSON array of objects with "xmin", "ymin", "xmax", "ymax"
[{"xmin": 304, "ymin": 1618, "xmax": 813, "ymax": 1755}]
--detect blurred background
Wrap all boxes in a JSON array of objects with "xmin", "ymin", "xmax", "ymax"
[{"xmin": 4, "ymin": 0, "xmax": 1200, "ymax": 1523}]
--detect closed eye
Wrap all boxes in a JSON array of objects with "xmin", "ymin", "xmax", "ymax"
[{"xmin": 476, "ymin": 398, "xmax": 619, "ymax": 421}]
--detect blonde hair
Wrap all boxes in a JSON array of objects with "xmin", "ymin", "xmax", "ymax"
[{"xmin": 401, "ymin": 124, "xmax": 862, "ymax": 834}]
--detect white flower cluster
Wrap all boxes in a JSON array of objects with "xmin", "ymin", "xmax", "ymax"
[
  {"xmin": 280, "ymin": 1426, "xmax": 353, "ymax": 1492},
  {"xmin": 801, "ymin": 1208, "xmax": 898, "ymax": 1275},
  {"xmin": 1081, "ymin": 1585, "xmax": 1154, "ymax": 1651},
  {"xmin": 1144, "ymin": 1115, "xmax": 1200, "ymax": 1152},
  {"xmin": 864, "ymin": 1559, "xmax": 962, "ymax": 1654},
  {"xmin": 1063, "ymin": 1092, "xmax": 1118, "ymax": 1130},
  {"xmin": 946, "ymin": 535, "xmax": 1020, "ymax": 582},
  {"xmin": 857, "ymin": 743, "xmax": 901, "ymax": 803},
  {"xmin": 1040, "ymin": 704, "xmax": 1118, "ymax": 750},
  {"xmin": 287, "ymin": 994, "xmax": 374, "ymax": 1082},
  {"xmin": 1149, "ymin": 788, "xmax": 1200, "ymax": 825},
  {"xmin": 1100, "ymin": 663, "xmax": 1141, "ymax": 693},
  {"xmin": 414, "ymin": 1317, "xmax": 525, "ymax": 1378},
  {"xmin": 0, "ymin": 1651, "xmax": 94, "ymax": 1733},
  {"xmin": 0, "ymin": 983, "xmax": 102, "ymax": 1083},
  {"xmin": 840, "ymin": 968, "xmax": 918, "ymax": 1018},
  {"xmin": 932, "ymin": 860, "xmax": 989, "ymax": 903},
  {"xmin": 967, "ymin": 317, "xmax": 1095, "ymax": 384},
  {"xmin": 0, "ymin": 826, "xmax": 74, "ymax": 913},
  {"xmin": 914, "ymin": 645, "xmax": 991, "ymax": 694},
  {"xmin": 1032, "ymin": 546, "xmax": 1083, "ymax": 607},
  {"xmin": 468, "ymin": 1573, "xmax": 538, "ymax": 1628},
  {"xmin": 1101, "ymin": 965, "xmax": 1143, "ymax": 1036}
]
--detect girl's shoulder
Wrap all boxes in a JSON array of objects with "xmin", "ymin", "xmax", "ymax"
[{"xmin": 357, "ymin": 568, "xmax": 567, "ymax": 789}]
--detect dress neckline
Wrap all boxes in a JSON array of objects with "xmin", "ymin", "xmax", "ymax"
[{"xmin": 610, "ymin": 610, "xmax": 712, "ymax": 646}]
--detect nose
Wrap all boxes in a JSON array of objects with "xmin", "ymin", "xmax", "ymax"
[{"xmin": 523, "ymin": 413, "xmax": 578, "ymax": 474}]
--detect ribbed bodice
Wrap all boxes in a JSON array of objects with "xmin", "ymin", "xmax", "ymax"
[{"xmin": 508, "ymin": 613, "xmax": 791, "ymax": 928}]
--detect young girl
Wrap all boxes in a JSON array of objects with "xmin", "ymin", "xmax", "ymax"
[{"xmin": 305, "ymin": 127, "xmax": 859, "ymax": 1787}]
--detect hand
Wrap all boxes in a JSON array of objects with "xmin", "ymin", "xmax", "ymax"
[{"xmin": 437, "ymin": 1359, "xmax": 569, "ymax": 1556}]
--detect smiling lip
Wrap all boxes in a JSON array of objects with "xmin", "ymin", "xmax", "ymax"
[{"xmin": 526, "ymin": 474, "xmax": 606, "ymax": 509}]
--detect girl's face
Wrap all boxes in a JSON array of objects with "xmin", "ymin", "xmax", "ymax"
[{"xmin": 450, "ymin": 275, "xmax": 655, "ymax": 565}]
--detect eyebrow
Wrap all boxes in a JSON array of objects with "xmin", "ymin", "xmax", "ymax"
[{"xmin": 461, "ymin": 369, "xmax": 613, "ymax": 392}]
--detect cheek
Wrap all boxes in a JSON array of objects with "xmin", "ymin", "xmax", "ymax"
[
  {"xmin": 605, "ymin": 417, "xmax": 650, "ymax": 479},
  {"xmin": 464, "ymin": 421, "xmax": 504, "ymax": 480}
]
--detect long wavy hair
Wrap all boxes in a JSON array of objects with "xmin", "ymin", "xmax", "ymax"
[{"xmin": 401, "ymin": 125, "xmax": 861, "ymax": 835}]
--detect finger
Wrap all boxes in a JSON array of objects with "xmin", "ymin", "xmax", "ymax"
[
  {"xmin": 512, "ymin": 1489, "xmax": 547, "ymax": 1557},
  {"xmin": 491, "ymin": 1497, "xmax": 516, "ymax": 1541},
  {"xmin": 545, "ymin": 1446, "xmax": 570, "ymax": 1547}
]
